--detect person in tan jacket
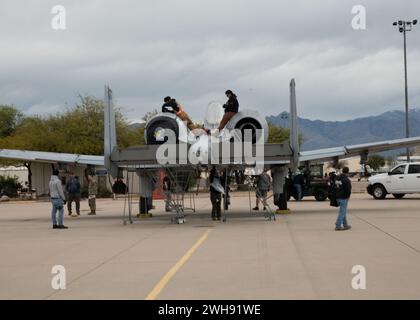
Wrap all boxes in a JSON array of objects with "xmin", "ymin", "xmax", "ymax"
[{"xmin": 162, "ymin": 96, "xmax": 195, "ymax": 131}]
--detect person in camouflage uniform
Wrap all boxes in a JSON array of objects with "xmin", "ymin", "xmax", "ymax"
[{"xmin": 87, "ymin": 174, "xmax": 98, "ymax": 215}]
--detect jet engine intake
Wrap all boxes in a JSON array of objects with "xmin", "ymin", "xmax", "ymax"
[
  {"xmin": 224, "ymin": 110, "xmax": 268, "ymax": 144},
  {"xmin": 144, "ymin": 113, "xmax": 189, "ymax": 145}
]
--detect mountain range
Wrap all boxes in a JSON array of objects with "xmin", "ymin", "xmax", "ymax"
[{"xmin": 266, "ymin": 108, "xmax": 420, "ymax": 153}]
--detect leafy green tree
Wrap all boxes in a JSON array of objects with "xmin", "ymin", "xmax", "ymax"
[
  {"xmin": 267, "ymin": 123, "xmax": 290, "ymax": 143},
  {"xmin": 0, "ymin": 105, "xmax": 23, "ymax": 138},
  {"xmin": 367, "ymin": 154, "xmax": 386, "ymax": 171},
  {"xmin": 267, "ymin": 123, "xmax": 304, "ymax": 145},
  {"xmin": 0, "ymin": 96, "xmax": 153, "ymax": 189},
  {"xmin": 0, "ymin": 175, "xmax": 22, "ymax": 197},
  {"xmin": 0, "ymin": 95, "xmax": 144, "ymax": 155}
]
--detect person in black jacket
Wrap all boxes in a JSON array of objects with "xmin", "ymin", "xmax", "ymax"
[
  {"xmin": 112, "ymin": 178, "xmax": 128, "ymax": 194},
  {"xmin": 292, "ymin": 171, "xmax": 305, "ymax": 201},
  {"xmin": 209, "ymin": 167, "xmax": 222, "ymax": 221},
  {"xmin": 334, "ymin": 167, "xmax": 352, "ymax": 231},
  {"xmin": 162, "ymin": 96, "xmax": 180, "ymax": 113},
  {"xmin": 162, "ymin": 96, "xmax": 195, "ymax": 131},
  {"xmin": 163, "ymin": 175, "xmax": 172, "ymax": 212},
  {"xmin": 327, "ymin": 171, "xmax": 337, "ymax": 198},
  {"xmin": 65, "ymin": 174, "xmax": 81, "ymax": 217},
  {"xmin": 217, "ymin": 90, "xmax": 239, "ymax": 131}
]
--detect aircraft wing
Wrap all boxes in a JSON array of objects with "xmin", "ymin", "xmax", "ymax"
[
  {"xmin": 0, "ymin": 149, "xmax": 104, "ymax": 166},
  {"xmin": 299, "ymin": 136, "xmax": 420, "ymax": 163}
]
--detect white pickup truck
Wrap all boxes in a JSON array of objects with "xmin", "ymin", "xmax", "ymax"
[{"xmin": 367, "ymin": 162, "xmax": 420, "ymax": 199}]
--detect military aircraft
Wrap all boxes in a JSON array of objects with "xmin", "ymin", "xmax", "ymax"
[{"xmin": 2, "ymin": 79, "xmax": 420, "ymax": 223}]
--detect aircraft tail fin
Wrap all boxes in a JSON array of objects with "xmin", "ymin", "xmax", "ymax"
[
  {"xmin": 104, "ymin": 85, "xmax": 118, "ymax": 178},
  {"xmin": 289, "ymin": 79, "xmax": 300, "ymax": 171}
]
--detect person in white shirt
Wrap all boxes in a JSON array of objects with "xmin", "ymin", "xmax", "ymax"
[{"xmin": 49, "ymin": 170, "xmax": 68, "ymax": 229}]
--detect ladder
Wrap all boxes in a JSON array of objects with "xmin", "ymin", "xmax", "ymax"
[{"xmin": 163, "ymin": 167, "xmax": 198, "ymax": 224}]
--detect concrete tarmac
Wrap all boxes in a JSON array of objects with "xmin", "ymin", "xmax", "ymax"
[{"xmin": 0, "ymin": 193, "xmax": 419, "ymax": 300}]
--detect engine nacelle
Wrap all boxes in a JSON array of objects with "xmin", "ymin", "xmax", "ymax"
[
  {"xmin": 144, "ymin": 109, "xmax": 268, "ymax": 146},
  {"xmin": 144, "ymin": 113, "xmax": 191, "ymax": 145},
  {"xmin": 224, "ymin": 110, "xmax": 268, "ymax": 144}
]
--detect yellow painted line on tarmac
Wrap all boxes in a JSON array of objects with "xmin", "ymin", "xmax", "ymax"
[{"xmin": 145, "ymin": 228, "xmax": 212, "ymax": 300}]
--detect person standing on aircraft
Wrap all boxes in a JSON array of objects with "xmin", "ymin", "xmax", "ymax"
[
  {"xmin": 217, "ymin": 90, "xmax": 239, "ymax": 131},
  {"xmin": 87, "ymin": 172, "xmax": 98, "ymax": 215},
  {"xmin": 49, "ymin": 170, "xmax": 68, "ymax": 229},
  {"xmin": 162, "ymin": 96, "xmax": 195, "ymax": 131},
  {"xmin": 66, "ymin": 174, "xmax": 81, "ymax": 217},
  {"xmin": 334, "ymin": 167, "xmax": 352, "ymax": 231},
  {"xmin": 253, "ymin": 169, "xmax": 271, "ymax": 211},
  {"xmin": 209, "ymin": 167, "xmax": 222, "ymax": 221}
]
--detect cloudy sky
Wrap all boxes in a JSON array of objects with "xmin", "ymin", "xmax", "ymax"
[{"xmin": 0, "ymin": 0, "xmax": 419, "ymax": 122}]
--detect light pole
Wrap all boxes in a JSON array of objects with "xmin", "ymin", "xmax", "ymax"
[{"xmin": 393, "ymin": 19, "xmax": 417, "ymax": 163}]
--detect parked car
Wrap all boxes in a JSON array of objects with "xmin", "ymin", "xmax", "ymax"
[{"xmin": 367, "ymin": 162, "xmax": 420, "ymax": 199}]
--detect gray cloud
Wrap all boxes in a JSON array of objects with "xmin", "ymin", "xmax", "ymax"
[{"xmin": 0, "ymin": 0, "xmax": 419, "ymax": 122}]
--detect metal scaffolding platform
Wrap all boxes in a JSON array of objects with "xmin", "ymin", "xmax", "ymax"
[{"xmin": 163, "ymin": 167, "xmax": 199, "ymax": 224}]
